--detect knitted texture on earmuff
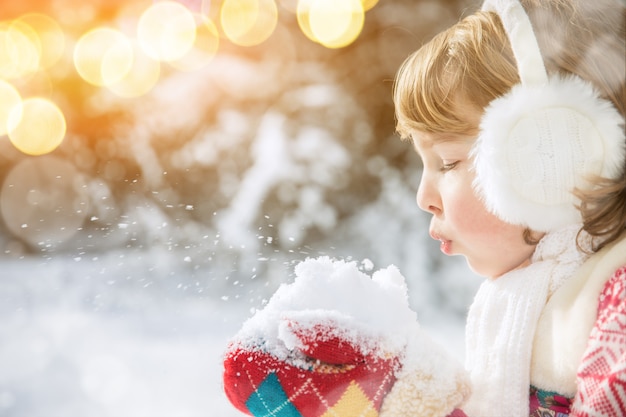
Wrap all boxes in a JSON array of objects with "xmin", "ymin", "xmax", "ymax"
[
  {"xmin": 475, "ymin": 0, "xmax": 626, "ymax": 232},
  {"xmin": 472, "ymin": 75, "xmax": 625, "ymax": 232}
]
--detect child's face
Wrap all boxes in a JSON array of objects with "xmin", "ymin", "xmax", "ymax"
[{"xmin": 411, "ymin": 130, "xmax": 537, "ymax": 279}]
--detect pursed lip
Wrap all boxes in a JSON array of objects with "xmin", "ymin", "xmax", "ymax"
[{"xmin": 430, "ymin": 229, "xmax": 452, "ymax": 255}]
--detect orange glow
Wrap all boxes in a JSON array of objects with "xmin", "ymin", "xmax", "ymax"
[
  {"xmin": 7, "ymin": 97, "xmax": 66, "ymax": 156},
  {"xmin": 108, "ymin": 42, "xmax": 161, "ymax": 98},
  {"xmin": 74, "ymin": 27, "xmax": 133, "ymax": 86},
  {"xmin": 295, "ymin": 0, "xmax": 315, "ymax": 43},
  {"xmin": 361, "ymin": 0, "xmax": 378, "ymax": 12},
  {"xmin": 0, "ymin": 20, "xmax": 41, "ymax": 80},
  {"xmin": 300, "ymin": 0, "xmax": 365, "ymax": 49},
  {"xmin": 277, "ymin": 0, "xmax": 298, "ymax": 13},
  {"xmin": 170, "ymin": 15, "xmax": 220, "ymax": 71},
  {"xmin": 0, "ymin": 80, "xmax": 22, "ymax": 136},
  {"xmin": 220, "ymin": 0, "xmax": 278, "ymax": 47},
  {"xmin": 15, "ymin": 13, "xmax": 65, "ymax": 70},
  {"xmin": 137, "ymin": 1, "xmax": 197, "ymax": 62}
]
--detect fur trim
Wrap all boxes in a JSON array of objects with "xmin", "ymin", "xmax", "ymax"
[
  {"xmin": 379, "ymin": 326, "xmax": 471, "ymax": 417},
  {"xmin": 473, "ymin": 75, "xmax": 625, "ymax": 232}
]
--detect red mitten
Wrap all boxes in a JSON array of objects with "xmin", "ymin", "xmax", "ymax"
[
  {"xmin": 222, "ymin": 257, "xmax": 471, "ymax": 417},
  {"xmin": 224, "ymin": 319, "xmax": 400, "ymax": 417}
]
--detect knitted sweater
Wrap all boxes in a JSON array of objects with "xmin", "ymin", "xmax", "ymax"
[{"xmin": 531, "ymin": 232, "xmax": 626, "ymax": 415}]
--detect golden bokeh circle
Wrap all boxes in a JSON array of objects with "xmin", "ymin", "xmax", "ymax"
[{"xmin": 7, "ymin": 97, "xmax": 66, "ymax": 156}]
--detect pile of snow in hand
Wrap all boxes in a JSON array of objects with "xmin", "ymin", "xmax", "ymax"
[{"xmin": 230, "ymin": 256, "xmax": 420, "ymax": 362}]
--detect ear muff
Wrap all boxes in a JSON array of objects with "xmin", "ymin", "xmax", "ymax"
[{"xmin": 473, "ymin": 0, "xmax": 626, "ymax": 232}]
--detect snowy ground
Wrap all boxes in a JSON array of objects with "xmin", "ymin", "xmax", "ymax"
[{"xmin": 0, "ymin": 252, "xmax": 467, "ymax": 417}]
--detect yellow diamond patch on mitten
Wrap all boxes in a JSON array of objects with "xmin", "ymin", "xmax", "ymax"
[{"xmin": 320, "ymin": 381, "xmax": 378, "ymax": 417}]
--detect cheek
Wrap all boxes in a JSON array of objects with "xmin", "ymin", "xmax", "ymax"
[
  {"xmin": 445, "ymin": 179, "xmax": 490, "ymax": 231},
  {"xmin": 439, "ymin": 170, "xmax": 537, "ymax": 277},
  {"xmin": 448, "ymin": 187, "xmax": 517, "ymax": 242}
]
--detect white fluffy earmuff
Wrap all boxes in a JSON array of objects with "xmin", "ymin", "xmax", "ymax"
[{"xmin": 473, "ymin": 0, "xmax": 625, "ymax": 232}]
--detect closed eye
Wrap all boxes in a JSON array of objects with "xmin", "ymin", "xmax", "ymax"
[{"xmin": 440, "ymin": 161, "xmax": 459, "ymax": 171}]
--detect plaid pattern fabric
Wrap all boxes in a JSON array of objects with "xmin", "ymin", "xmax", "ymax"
[{"xmin": 223, "ymin": 333, "xmax": 399, "ymax": 417}]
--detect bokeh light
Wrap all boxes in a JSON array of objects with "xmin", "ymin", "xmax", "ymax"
[
  {"xmin": 108, "ymin": 42, "xmax": 161, "ymax": 98},
  {"xmin": 170, "ymin": 15, "xmax": 220, "ymax": 72},
  {"xmin": 0, "ymin": 20, "xmax": 41, "ymax": 80},
  {"xmin": 277, "ymin": 0, "xmax": 298, "ymax": 13},
  {"xmin": 295, "ymin": 0, "xmax": 316, "ymax": 44},
  {"xmin": 15, "ymin": 13, "xmax": 65, "ymax": 70},
  {"xmin": 7, "ymin": 97, "xmax": 66, "ymax": 156},
  {"xmin": 220, "ymin": 0, "xmax": 278, "ymax": 47},
  {"xmin": 0, "ymin": 156, "xmax": 90, "ymax": 250},
  {"xmin": 0, "ymin": 80, "xmax": 22, "ymax": 136},
  {"xmin": 297, "ymin": 0, "xmax": 365, "ymax": 48},
  {"xmin": 361, "ymin": 0, "xmax": 379, "ymax": 12},
  {"xmin": 74, "ymin": 27, "xmax": 133, "ymax": 87},
  {"xmin": 137, "ymin": 1, "xmax": 197, "ymax": 62}
]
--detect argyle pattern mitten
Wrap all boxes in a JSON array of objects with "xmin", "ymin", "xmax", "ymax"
[
  {"xmin": 222, "ymin": 257, "xmax": 471, "ymax": 417},
  {"xmin": 223, "ymin": 319, "xmax": 400, "ymax": 417}
]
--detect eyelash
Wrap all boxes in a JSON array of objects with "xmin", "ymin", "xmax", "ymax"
[{"xmin": 440, "ymin": 161, "xmax": 459, "ymax": 172}]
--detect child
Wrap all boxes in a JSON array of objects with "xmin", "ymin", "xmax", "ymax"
[
  {"xmin": 393, "ymin": 0, "xmax": 626, "ymax": 414},
  {"xmin": 223, "ymin": 0, "xmax": 626, "ymax": 415}
]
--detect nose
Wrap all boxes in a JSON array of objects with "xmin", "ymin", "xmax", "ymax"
[{"xmin": 416, "ymin": 171, "xmax": 442, "ymax": 215}]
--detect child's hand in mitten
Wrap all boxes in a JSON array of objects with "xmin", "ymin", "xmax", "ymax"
[
  {"xmin": 222, "ymin": 257, "xmax": 471, "ymax": 417},
  {"xmin": 224, "ymin": 314, "xmax": 400, "ymax": 417}
]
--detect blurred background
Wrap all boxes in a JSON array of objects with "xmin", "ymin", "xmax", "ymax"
[{"xmin": 0, "ymin": 0, "xmax": 482, "ymax": 416}]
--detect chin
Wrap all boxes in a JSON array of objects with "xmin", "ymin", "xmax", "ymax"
[{"xmin": 465, "ymin": 258, "xmax": 505, "ymax": 279}]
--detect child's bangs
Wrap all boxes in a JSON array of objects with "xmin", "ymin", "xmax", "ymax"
[{"xmin": 394, "ymin": 34, "xmax": 472, "ymax": 139}]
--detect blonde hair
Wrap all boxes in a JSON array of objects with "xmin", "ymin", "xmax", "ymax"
[
  {"xmin": 394, "ymin": 0, "xmax": 626, "ymax": 250},
  {"xmin": 394, "ymin": 11, "xmax": 519, "ymax": 137}
]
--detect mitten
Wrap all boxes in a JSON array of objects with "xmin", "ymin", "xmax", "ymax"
[
  {"xmin": 224, "ymin": 316, "xmax": 400, "ymax": 417},
  {"xmin": 222, "ymin": 256, "xmax": 471, "ymax": 417}
]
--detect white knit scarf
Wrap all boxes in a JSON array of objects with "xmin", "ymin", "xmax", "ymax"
[{"xmin": 463, "ymin": 224, "xmax": 592, "ymax": 417}]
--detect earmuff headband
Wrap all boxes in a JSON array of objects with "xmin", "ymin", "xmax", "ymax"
[
  {"xmin": 482, "ymin": 0, "xmax": 548, "ymax": 86},
  {"xmin": 472, "ymin": 0, "xmax": 626, "ymax": 232}
]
